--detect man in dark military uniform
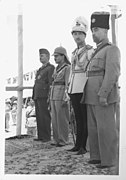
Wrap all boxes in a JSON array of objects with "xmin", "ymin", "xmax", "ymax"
[
  {"xmin": 83, "ymin": 12, "xmax": 120, "ymax": 168},
  {"xmin": 32, "ymin": 48, "xmax": 55, "ymax": 142}
]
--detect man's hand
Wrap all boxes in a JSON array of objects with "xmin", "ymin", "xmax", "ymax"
[
  {"xmin": 99, "ymin": 97, "xmax": 108, "ymax": 106},
  {"xmin": 61, "ymin": 100, "xmax": 68, "ymax": 107}
]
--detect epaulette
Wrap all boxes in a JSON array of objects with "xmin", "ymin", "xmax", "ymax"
[
  {"xmin": 72, "ymin": 48, "xmax": 77, "ymax": 55},
  {"xmin": 86, "ymin": 44, "xmax": 93, "ymax": 50},
  {"xmin": 107, "ymin": 42, "xmax": 112, "ymax": 46}
]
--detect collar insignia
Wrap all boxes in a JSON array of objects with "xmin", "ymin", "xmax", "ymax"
[{"xmin": 92, "ymin": 18, "xmax": 96, "ymax": 23}]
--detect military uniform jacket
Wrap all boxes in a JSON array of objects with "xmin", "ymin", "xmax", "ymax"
[
  {"xmin": 68, "ymin": 45, "xmax": 94, "ymax": 94},
  {"xmin": 50, "ymin": 63, "xmax": 70, "ymax": 101},
  {"xmin": 32, "ymin": 63, "xmax": 54, "ymax": 99},
  {"xmin": 84, "ymin": 38, "xmax": 120, "ymax": 105}
]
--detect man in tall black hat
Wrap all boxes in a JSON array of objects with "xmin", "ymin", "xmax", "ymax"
[
  {"xmin": 82, "ymin": 11, "xmax": 121, "ymax": 169},
  {"xmin": 32, "ymin": 48, "xmax": 54, "ymax": 142}
]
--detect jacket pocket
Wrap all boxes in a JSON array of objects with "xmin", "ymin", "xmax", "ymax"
[{"xmin": 92, "ymin": 58, "xmax": 105, "ymax": 69}]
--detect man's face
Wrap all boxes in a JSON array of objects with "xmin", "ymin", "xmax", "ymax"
[
  {"xmin": 72, "ymin": 31, "xmax": 86, "ymax": 46},
  {"xmin": 91, "ymin": 27, "xmax": 106, "ymax": 44},
  {"xmin": 39, "ymin": 53, "xmax": 49, "ymax": 64},
  {"xmin": 54, "ymin": 54, "xmax": 64, "ymax": 65}
]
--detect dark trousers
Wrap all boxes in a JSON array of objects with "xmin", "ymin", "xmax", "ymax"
[
  {"xmin": 70, "ymin": 93, "xmax": 88, "ymax": 150},
  {"xmin": 35, "ymin": 98, "xmax": 51, "ymax": 140}
]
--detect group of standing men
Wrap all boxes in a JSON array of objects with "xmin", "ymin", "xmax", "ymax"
[{"xmin": 32, "ymin": 11, "xmax": 120, "ymax": 169}]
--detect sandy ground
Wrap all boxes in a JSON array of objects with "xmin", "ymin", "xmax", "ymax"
[
  {"xmin": 5, "ymin": 135, "xmax": 117, "ymax": 175},
  {"xmin": 5, "ymin": 109, "xmax": 118, "ymax": 175}
]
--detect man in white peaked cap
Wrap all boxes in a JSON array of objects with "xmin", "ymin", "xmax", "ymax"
[{"xmin": 67, "ymin": 16, "xmax": 94, "ymax": 155}]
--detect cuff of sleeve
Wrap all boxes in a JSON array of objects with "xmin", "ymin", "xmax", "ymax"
[{"xmin": 98, "ymin": 89, "xmax": 108, "ymax": 98}]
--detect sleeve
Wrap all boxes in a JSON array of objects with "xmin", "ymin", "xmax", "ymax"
[
  {"xmin": 64, "ymin": 65, "xmax": 71, "ymax": 89},
  {"xmin": 48, "ymin": 65, "xmax": 55, "ymax": 86},
  {"xmin": 98, "ymin": 45, "xmax": 121, "ymax": 98},
  {"xmin": 32, "ymin": 70, "xmax": 38, "ymax": 100},
  {"xmin": 63, "ymin": 65, "xmax": 71, "ymax": 101}
]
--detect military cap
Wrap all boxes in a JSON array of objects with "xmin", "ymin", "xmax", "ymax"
[
  {"xmin": 91, "ymin": 11, "xmax": 110, "ymax": 30},
  {"xmin": 71, "ymin": 16, "xmax": 88, "ymax": 35},
  {"xmin": 52, "ymin": 46, "xmax": 71, "ymax": 65},
  {"xmin": 39, "ymin": 48, "xmax": 50, "ymax": 55}
]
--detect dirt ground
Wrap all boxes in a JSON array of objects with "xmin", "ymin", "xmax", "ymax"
[{"xmin": 5, "ymin": 134, "xmax": 118, "ymax": 175}]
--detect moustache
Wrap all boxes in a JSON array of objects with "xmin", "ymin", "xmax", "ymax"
[{"xmin": 75, "ymin": 38, "xmax": 80, "ymax": 41}]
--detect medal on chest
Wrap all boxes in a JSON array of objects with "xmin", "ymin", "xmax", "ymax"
[{"xmin": 37, "ymin": 74, "xmax": 41, "ymax": 79}]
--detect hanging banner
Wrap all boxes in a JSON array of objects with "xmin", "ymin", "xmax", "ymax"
[{"xmin": 6, "ymin": 69, "xmax": 37, "ymax": 86}]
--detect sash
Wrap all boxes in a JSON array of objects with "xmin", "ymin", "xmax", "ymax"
[
  {"xmin": 85, "ymin": 43, "xmax": 111, "ymax": 72},
  {"xmin": 91, "ymin": 43, "xmax": 111, "ymax": 59},
  {"xmin": 56, "ymin": 64, "xmax": 68, "ymax": 74}
]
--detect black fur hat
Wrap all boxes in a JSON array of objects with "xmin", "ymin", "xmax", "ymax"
[{"xmin": 91, "ymin": 11, "xmax": 110, "ymax": 30}]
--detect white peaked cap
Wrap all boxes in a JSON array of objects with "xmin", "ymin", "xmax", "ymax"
[{"xmin": 71, "ymin": 16, "xmax": 88, "ymax": 34}]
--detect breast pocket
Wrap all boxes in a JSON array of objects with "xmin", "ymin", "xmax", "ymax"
[{"xmin": 91, "ymin": 58, "xmax": 105, "ymax": 70}]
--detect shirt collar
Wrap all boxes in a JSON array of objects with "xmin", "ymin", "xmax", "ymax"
[
  {"xmin": 41, "ymin": 62, "xmax": 49, "ymax": 68},
  {"xmin": 97, "ymin": 38, "xmax": 109, "ymax": 49}
]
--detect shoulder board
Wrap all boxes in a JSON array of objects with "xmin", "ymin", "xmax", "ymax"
[
  {"xmin": 72, "ymin": 48, "xmax": 78, "ymax": 55},
  {"xmin": 86, "ymin": 44, "xmax": 93, "ymax": 50},
  {"xmin": 106, "ymin": 42, "xmax": 112, "ymax": 46},
  {"xmin": 49, "ymin": 63, "xmax": 54, "ymax": 67}
]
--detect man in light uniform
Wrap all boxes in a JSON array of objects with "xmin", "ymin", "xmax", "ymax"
[
  {"xmin": 82, "ymin": 11, "xmax": 120, "ymax": 168},
  {"xmin": 68, "ymin": 16, "xmax": 94, "ymax": 155}
]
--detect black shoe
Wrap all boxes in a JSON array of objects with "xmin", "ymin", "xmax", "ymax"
[
  {"xmin": 88, "ymin": 160, "xmax": 101, "ymax": 164},
  {"xmin": 67, "ymin": 147, "xmax": 79, "ymax": 152},
  {"xmin": 34, "ymin": 138, "xmax": 43, "ymax": 141},
  {"xmin": 41, "ymin": 139, "xmax": 51, "ymax": 143},
  {"xmin": 56, "ymin": 143, "xmax": 65, "ymax": 147},
  {"xmin": 76, "ymin": 148, "xmax": 87, "ymax": 155},
  {"xmin": 50, "ymin": 142, "xmax": 57, "ymax": 146},
  {"xmin": 96, "ymin": 164, "xmax": 113, "ymax": 169}
]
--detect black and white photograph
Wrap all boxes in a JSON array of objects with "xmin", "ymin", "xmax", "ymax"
[{"xmin": 0, "ymin": 0, "xmax": 126, "ymax": 180}]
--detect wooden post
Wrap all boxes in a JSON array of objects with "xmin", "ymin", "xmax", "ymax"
[
  {"xmin": 109, "ymin": 5, "xmax": 119, "ymax": 45},
  {"xmin": 16, "ymin": 3, "xmax": 23, "ymax": 135},
  {"xmin": 109, "ymin": 5, "xmax": 121, "ymax": 175},
  {"xmin": 111, "ymin": 12, "xmax": 117, "ymax": 45}
]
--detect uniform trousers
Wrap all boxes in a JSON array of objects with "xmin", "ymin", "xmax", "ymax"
[
  {"xmin": 35, "ymin": 98, "xmax": 51, "ymax": 140},
  {"xmin": 87, "ymin": 103, "xmax": 118, "ymax": 166},
  {"xmin": 51, "ymin": 100, "xmax": 69, "ymax": 145},
  {"xmin": 70, "ymin": 93, "xmax": 88, "ymax": 150}
]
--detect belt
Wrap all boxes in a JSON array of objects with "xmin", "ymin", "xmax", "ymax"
[
  {"xmin": 86, "ymin": 70, "xmax": 105, "ymax": 77},
  {"xmin": 72, "ymin": 70, "xmax": 85, "ymax": 73},
  {"xmin": 53, "ymin": 82, "xmax": 65, "ymax": 85}
]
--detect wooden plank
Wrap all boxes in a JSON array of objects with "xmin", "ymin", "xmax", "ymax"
[{"xmin": 6, "ymin": 86, "xmax": 33, "ymax": 91}]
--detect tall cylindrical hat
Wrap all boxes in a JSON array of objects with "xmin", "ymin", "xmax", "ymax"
[{"xmin": 90, "ymin": 11, "xmax": 110, "ymax": 30}]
